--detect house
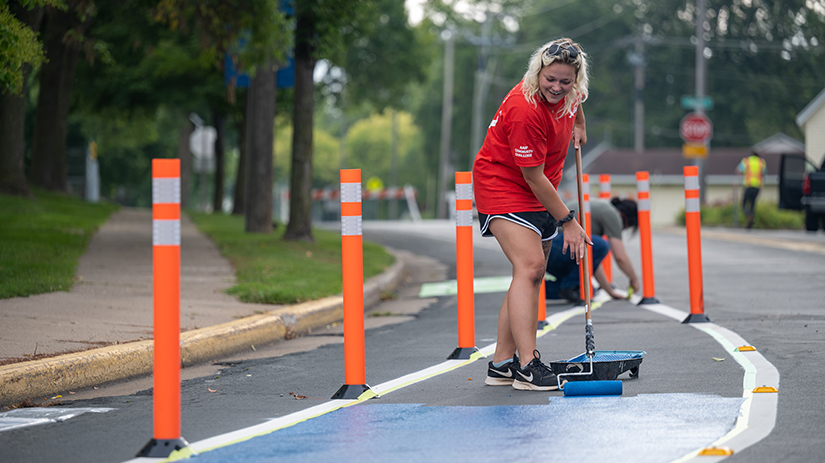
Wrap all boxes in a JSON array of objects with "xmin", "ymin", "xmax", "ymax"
[
  {"xmin": 558, "ymin": 133, "xmax": 805, "ymax": 226},
  {"xmin": 796, "ymin": 87, "xmax": 825, "ymax": 168}
]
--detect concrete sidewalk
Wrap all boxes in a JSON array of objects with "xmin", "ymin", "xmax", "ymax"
[{"xmin": 0, "ymin": 208, "xmax": 406, "ymax": 406}]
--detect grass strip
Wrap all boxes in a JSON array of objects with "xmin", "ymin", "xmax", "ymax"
[
  {"xmin": 188, "ymin": 212, "xmax": 395, "ymax": 305},
  {"xmin": 0, "ymin": 189, "xmax": 119, "ymax": 298}
]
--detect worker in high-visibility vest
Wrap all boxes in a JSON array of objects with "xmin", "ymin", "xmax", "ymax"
[{"xmin": 736, "ymin": 152, "xmax": 767, "ymax": 229}]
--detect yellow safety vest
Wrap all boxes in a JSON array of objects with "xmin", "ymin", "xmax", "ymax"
[{"xmin": 742, "ymin": 156, "xmax": 765, "ymax": 188}]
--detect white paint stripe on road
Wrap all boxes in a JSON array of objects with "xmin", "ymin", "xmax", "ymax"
[
  {"xmin": 124, "ymin": 305, "xmax": 589, "ymax": 462},
  {"xmin": 638, "ymin": 303, "xmax": 779, "ymax": 463},
  {"xmin": 124, "ymin": 299, "xmax": 777, "ymax": 463}
]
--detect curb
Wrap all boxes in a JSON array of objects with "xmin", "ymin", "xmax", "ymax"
[
  {"xmin": 0, "ymin": 251, "xmax": 407, "ymax": 406},
  {"xmin": 659, "ymin": 226, "xmax": 825, "ymax": 255}
]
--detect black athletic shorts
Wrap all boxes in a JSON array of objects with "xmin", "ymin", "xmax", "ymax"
[{"xmin": 478, "ymin": 211, "xmax": 558, "ymax": 241}]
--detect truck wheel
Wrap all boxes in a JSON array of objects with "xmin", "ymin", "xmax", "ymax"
[{"xmin": 805, "ymin": 210, "xmax": 822, "ymax": 232}]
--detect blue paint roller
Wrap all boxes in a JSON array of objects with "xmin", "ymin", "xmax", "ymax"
[{"xmin": 557, "ymin": 147, "xmax": 624, "ymax": 397}]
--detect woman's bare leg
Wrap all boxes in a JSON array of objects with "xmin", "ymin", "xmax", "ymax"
[{"xmin": 489, "ymin": 219, "xmax": 548, "ymax": 368}]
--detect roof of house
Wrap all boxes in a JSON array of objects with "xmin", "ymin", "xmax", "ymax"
[
  {"xmin": 796, "ymin": 86, "xmax": 825, "ymax": 127},
  {"xmin": 571, "ymin": 132, "xmax": 803, "ymax": 177}
]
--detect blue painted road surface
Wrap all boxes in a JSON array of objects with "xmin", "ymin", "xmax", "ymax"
[{"xmin": 187, "ymin": 394, "xmax": 743, "ymax": 463}]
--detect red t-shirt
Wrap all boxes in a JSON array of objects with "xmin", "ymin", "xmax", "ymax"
[{"xmin": 472, "ymin": 81, "xmax": 578, "ymax": 215}]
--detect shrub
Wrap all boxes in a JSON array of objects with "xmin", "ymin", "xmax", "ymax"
[{"xmin": 675, "ymin": 201, "xmax": 804, "ymax": 229}]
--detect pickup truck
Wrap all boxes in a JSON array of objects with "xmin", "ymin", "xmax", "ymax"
[{"xmin": 779, "ymin": 154, "xmax": 825, "ymax": 231}]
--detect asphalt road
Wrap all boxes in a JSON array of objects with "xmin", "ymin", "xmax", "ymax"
[{"xmin": 0, "ymin": 221, "xmax": 822, "ymax": 463}]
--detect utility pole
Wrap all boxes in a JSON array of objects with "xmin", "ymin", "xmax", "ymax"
[
  {"xmin": 695, "ymin": 0, "xmax": 708, "ymax": 203},
  {"xmin": 437, "ymin": 31, "xmax": 455, "ymax": 220},
  {"xmin": 470, "ymin": 17, "xmax": 491, "ymax": 170},
  {"xmin": 389, "ymin": 109, "xmax": 399, "ymax": 219},
  {"xmin": 633, "ymin": 37, "xmax": 646, "ymax": 153}
]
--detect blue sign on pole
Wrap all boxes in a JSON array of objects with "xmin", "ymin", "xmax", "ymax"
[
  {"xmin": 224, "ymin": 0, "xmax": 294, "ymax": 90},
  {"xmin": 225, "ymin": 53, "xmax": 294, "ymax": 89},
  {"xmin": 276, "ymin": 57, "xmax": 295, "ymax": 88}
]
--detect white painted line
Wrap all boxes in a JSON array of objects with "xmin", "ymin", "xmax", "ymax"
[
  {"xmin": 123, "ymin": 305, "xmax": 589, "ymax": 462},
  {"xmin": 123, "ymin": 299, "xmax": 776, "ymax": 463},
  {"xmin": 637, "ymin": 304, "xmax": 779, "ymax": 463}
]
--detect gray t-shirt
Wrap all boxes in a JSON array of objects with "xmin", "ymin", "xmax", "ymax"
[{"xmin": 565, "ymin": 199, "xmax": 623, "ymax": 239}]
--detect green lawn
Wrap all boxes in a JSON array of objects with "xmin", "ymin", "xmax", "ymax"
[
  {"xmin": 0, "ymin": 190, "xmax": 119, "ymax": 298},
  {"xmin": 0, "ymin": 190, "xmax": 394, "ymax": 305},
  {"xmin": 188, "ymin": 212, "xmax": 396, "ymax": 305}
]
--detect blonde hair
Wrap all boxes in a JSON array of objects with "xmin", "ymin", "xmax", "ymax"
[{"xmin": 521, "ymin": 38, "xmax": 589, "ymax": 118}]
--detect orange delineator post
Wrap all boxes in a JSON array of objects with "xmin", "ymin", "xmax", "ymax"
[
  {"xmin": 682, "ymin": 166, "xmax": 710, "ymax": 323},
  {"xmin": 449, "ymin": 172, "xmax": 479, "ymax": 359},
  {"xmin": 635, "ymin": 171, "xmax": 659, "ymax": 304},
  {"xmin": 579, "ymin": 174, "xmax": 594, "ymax": 300},
  {"xmin": 538, "ymin": 279, "xmax": 548, "ymax": 330},
  {"xmin": 598, "ymin": 174, "xmax": 613, "ymax": 283},
  {"xmin": 332, "ymin": 169, "xmax": 373, "ymax": 399},
  {"xmin": 137, "ymin": 159, "xmax": 192, "ymax": 458}
]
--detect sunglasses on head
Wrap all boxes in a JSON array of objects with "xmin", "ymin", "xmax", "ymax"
[{"xmin": 546, "ymin": 43, "xmax": 579, "ymax": 59}]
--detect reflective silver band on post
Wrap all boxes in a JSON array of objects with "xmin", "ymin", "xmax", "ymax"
[
  {"xmin": 456, "ymin": 183, "xmax": 473, "ymax": 201},
  {"xmin": 153, "ymin": 178, "xmax": 181, "ymax": 205},
  {"xmin": 341, "ymin": 183, "xmax": 361, "ymax": 204},
  {"xmin": 685, "ymin": 198, "xmax": 700, "ymax": 213},
  {"xmin": 684, "ymin": 176, "xmax": 700, "ymax": 190},
  {"xmin": 637, "ymin": 179, "xmax": 650, "ymax": 192},
  {"xmin": 341, "ymin": 215, "xmax": 362, "ymax": 236},
  {"xmin": 584, "ymin": 201, "xmax": 591, "ymax": 213},
  {"xmin": 153, "ymin": 220, "xmax": 181, "ymax": 246},
  {"xmin": 456, "ymin": 209, "xmax": 473, "ymax": 227},
  {"xmin": 638, "ymin": 199, "xmax": 651, "ymax": 211}
]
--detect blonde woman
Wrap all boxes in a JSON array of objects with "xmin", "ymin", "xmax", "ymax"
[{"xmin": 473, "ymin": 38, "xmax": 591, "ymax": 391}]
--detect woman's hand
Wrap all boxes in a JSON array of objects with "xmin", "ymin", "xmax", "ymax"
[
  {"xmin": 573, "ymin": 123, "xmax": 587, "ymax": 149},
  {"xmin": 629, "ymin": 276, "xmax": 640, "ymax": 295},
  {"xmin": 561, "ymin": 218, "xmax": 592, "ymax": 260},
  {"xmin": 573, "ymin": 105, "xmax": 587, "ymax": 148}
]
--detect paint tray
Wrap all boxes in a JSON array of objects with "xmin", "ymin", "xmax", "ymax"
[{"xmin": 549, "ymin": 350, "xmax": 645, "ymax": 381}]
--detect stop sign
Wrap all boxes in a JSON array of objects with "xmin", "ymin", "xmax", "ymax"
[{"xmin": 680, "ymin": 112, "xmax": 713, "ymax": 144}]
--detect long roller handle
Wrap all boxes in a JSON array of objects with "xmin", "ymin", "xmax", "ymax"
[{"xmin": 574, "ymin": 146, "xmax": 595, "ymax": 357}]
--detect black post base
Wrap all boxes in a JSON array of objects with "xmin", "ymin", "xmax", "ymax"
[
  {"xmin": 331, "ymin": 383, "xmax": 372, "ymax": 400},
  {"xmin": 537, "ymin": 320, "xmax": 549, "ymax": 330},
  {"xmin": 682, "ymin": 313, "xmax": 711, "ymax": 324},
  {"xmin": 447, "ymin": 346, "xmax": 480, "ymax": 360},
  {"xmin": 136, "ymin": 438, "xmax": 194, "ymax": 458},
  {"xmin": 637, "ymin": 296, "xmax": 661, "ymax": 305}
]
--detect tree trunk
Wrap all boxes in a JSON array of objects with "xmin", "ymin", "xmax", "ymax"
[
  {"xmin": 284, "ymin": 6, "xmax": 316, "ymax": 242},
  {"xmin": 232, "ymin": 94, "xmax": 247, "ymax": 215},
  {"xmin": 29, "ymin": 3, "xmax": 91, "ymax": 192},
  {"xmin": 177, "ymin": 120, "xmax": 194, "ymax": 209},
  {"xmin": 245, "ymin": 63, "xmax": 275, "ymax": 233},
  {"xmin": 0, "ymin": 90, "xmax": 30, "ymax": 195},
  {"xmin": 0, "ymin": 4, "xmax": 44, "ymax": 196},
  {"xmin": 212, "ymin": 109, "xmax": 226, "ymax": 213}
]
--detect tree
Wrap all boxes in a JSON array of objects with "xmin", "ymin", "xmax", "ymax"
[
  {"xmin": 0, "ymin": 1, "xmax": 47, "ymax": 195},
  {"xmin": 284, "ymin": 0, "xmax": 379, "ymax": 242},
  {"xmin": 284, "ymin": 0, "xmax": 433, "ymax": 240},
  {"xmin": 0, "ymin": 0, "xmax": 61, "ymax": 94},
  {"xmin": 245, "ymin": 62, "xmax": 275, "ymax": 232},
  {"xmin": 69, "ymin": 0, "xmax": 289, "ymax": 211},
  {"xmin": 28, "ymin": 0, "xmax": 95, "ymax": 192}
]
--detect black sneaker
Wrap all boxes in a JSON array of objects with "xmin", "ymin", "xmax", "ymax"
[
  {"xmin": 485, "ymin": 353, "xmax": 520, "ymax": 386},
  {"xmin": 513, "ymin": 350, "xmax": 559, "ymax": 391}
]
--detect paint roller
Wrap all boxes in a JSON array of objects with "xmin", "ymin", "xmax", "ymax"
[{"xmin": 557, "ymin": 146, "xmax": 623, "ymax": 397}]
